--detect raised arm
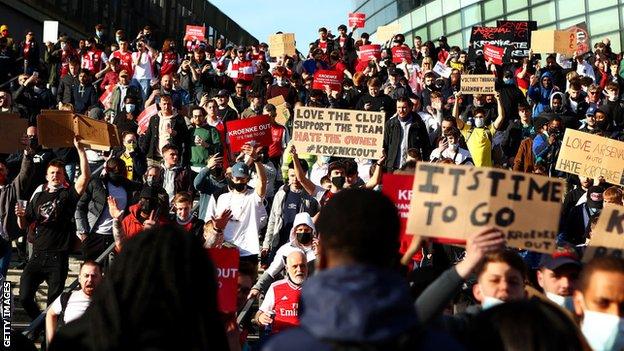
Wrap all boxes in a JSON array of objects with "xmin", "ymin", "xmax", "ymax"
[
  {"xmin": 289, "ymin": 145, "xmax": 316, "ymax": 195},
  {"xmin": 492, "ymin": 92, "xmax": 505, "ymax": 131},
  {"xmin": 73, "ymin": 136, "xmax": 91, "ymax": 196}
]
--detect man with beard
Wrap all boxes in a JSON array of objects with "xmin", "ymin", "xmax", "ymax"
[
  {"xmin": 45, "ymin": 261, "xmax": 103, "ymax": 344},
  {"xmin": 254, "ymin": 250, "xmax": 308, "ymax": 334}
]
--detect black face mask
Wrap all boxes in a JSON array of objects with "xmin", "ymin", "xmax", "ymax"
[
  {"xmin": 548, "ymin": 128, "xmax": 562, "ymax": 138},
  {"xmin": 28, "ymin": 136, "xmax": 38, "ymax": 149},
  {"xmin": 228, "ymin": 178, "xmax": 246, "ymax": 192},
  {"xmin": 210, "ymin": 167, "xmax": 224, "ymax": 178},
  {"xmin": 331, "ymin": 176, "xmax": 346, "ymax": 189},
  {"xmin": 596, "ymin": 119, "xmax": 611, "ymax": 131},
  {"xmin": 296, "ymin": 231, "xmax": 313, "ymax": 245},
  {"xmin": 108, "ymin": 172, "xmax": 125, "ymax": 186},
  {"xmin": 139, "ymin": 198, "xmax": 156, "ymax": 216}
]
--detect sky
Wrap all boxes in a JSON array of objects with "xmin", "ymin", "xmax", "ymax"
[{"xmin": 209, "ymin": 0, "xmax": 354, "ymax": 50}]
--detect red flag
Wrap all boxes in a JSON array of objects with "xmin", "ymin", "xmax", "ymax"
[
  {"xmin": 136, "ymin": 104, "xmax": 158, "ymax": 134},
  {"xmin": 483, "ymin": 43, "xmax": 504, "ymax": 66},
  {"xmin": 99, "ymin": 84, "xmax": 115, "ymax": 110}
]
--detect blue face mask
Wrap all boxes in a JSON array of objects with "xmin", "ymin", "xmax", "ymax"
[
  {"xmin": 481, "ymin": 296, "xmax": 504, "ymax": 310},
  {"xmin": 319, "ymin": 156, "xmax": 331, "ymax": 164},
  {"xmin": 96, "ymin": 30, "xmax": 104, "ymax": 37},
  {"xmin": 582, "ymin": 310, "xmax": 624, "ymax": 351}
]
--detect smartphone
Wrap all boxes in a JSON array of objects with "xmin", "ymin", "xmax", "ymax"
[{"xmin": 32, "ymin": 71, "xmax": 39, "ymax": 78}]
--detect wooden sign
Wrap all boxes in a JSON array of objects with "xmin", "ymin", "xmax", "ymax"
[
  {"xmin": 460, "ymin": 74, "xmax": 496, "ymax": 94},
  {"xmin": 269, "ymin": 33, "xmax": 296, "ymax": 57},
  {"xmin": 530, "ymin": 30, "xmax": 576, "ymax": 55},
  {"xmin": 556, "ymin": 129, "xmax": 624, "ymax": 186},
  {"xmin": 292, "ymin": 106, "xmax": 384, "ymax": 159},
  {"xmin": 583, "ymin": 204, "xmax": 624, "ymax": 262},
  {"xmin": 406, "ymin": 163, "xmax": 565, "ymax": 254}
]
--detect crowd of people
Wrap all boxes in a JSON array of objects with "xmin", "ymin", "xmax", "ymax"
[{"xmin": 0, "ymin": 17, "xmax": 623, "ymax": 351}]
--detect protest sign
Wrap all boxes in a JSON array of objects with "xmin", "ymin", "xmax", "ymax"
[
  {"xmin": 226, "ymin": 115, "xmax": 272, "ymax": 151},
  {"xmin": 43, "ymin": 21, "xmax": 58, "ymax": 44},
  {"xmin": 208, "ymin": 248, "xmax": 239, "ymax": 312},
  {"xmin": 312, "ymin": 70, "xmax": 343, "ymax": 91},
  {"xmin": 292, "ymin": 106, "xmax": 384, "ymax": 159},
  {"xmin": 483, "ymin": 43, "xmax": 504, "ymax": 65},
  {"xmin": 555, "ymin": 129, "xmax": 624, "ymax": 186},
  {"xmin": 184, "ymin": 25, "xmax": 205, "ymax": 42},
  {"xmin": 0, "ymin": 114, "xmax": 27, "ymax": 153},
  {"xmin": 567, "ymin": 22, "xmax": 590, "ymax": 56},
  {"xmin": 37, "ymin": 111, "xmax": 121, "ymax": 150},
  {"xmin": 460, "ymin": 74, "xmax": 496, "ymax": 94},
  {"xmin": 433, "ymin": 61, "xmax": 451, "ymax": 78},
  {"xmin": 406, "ymin": 163, "xmax": 565, "ymax": 254},
  {"xmin": 376, "ymin": 23, "xmax": 400, "ymax": 42},
  {"xmin": 348, "ymin": 13, "xmax": 366, "ymax": 28},
  {"xmin": 391, "ymin": 46, "xmax": 412, "ymax": 64},
  {"xmin": 358, "ymin": 44, "xmax": 381, "ymax": 61},
  {"xmin": 530, "ymin": 30, "xmax": 576, "ymax": 55},
  {"xmin": 267, "ymin": 95, "xmax": 290, "ymax": 126},
  {"xmin": 495, "ymin": 20, "xmax": 537, "ymax": 59},
  {"xmin": 583, "ymin": 204, "xmax": 624, "ymax": 263},
  {"xmin": 269, "ymin": 33, "xmax": 296, "ymax": 57},
  {"xmin": 137, "ymin": 104, "xmax": 158, "ymax": 134}
]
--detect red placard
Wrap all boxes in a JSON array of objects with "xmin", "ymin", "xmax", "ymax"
[
  {"xmin": 99, "ymin": 84, "xmax": 115, "ymax": 110},
  {"xmin": 358, "ymin": 44, "xmax": 381, "ymax": 61},
  {"xmin": 184, "ymin": 25, "xmax": 206, "ymax": 42},
  {"xmin": 208, "ymin": 248, "xmax": 239, "ymax": 313},
  {"xmin": 483, "ymin": 43, "xmax": 504, "ymax": 66},
  {"xmin": 381, "ymin": 174, "xmax": 465, "ymax": 260},
  {"xmin": 136, "ymin": 104, "xmax": 158, "ymax": 134},
  {"xmin": 312, "ymin": 70, "xmax": 343, "ymax": 91},
  {"xmin": 391, "ymin": 46, "xmax": 412, "ymax": 64},
  {"xmin": 348, "ymin": 13, "xmax": 366, "ymax": 28},
  {"xmin": 225, "ymin": 115, "xmax": 272, "ymax": 152}
]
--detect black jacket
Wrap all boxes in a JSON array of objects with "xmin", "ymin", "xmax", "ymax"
[
  {"xmin": 383, "ymin": 113, "xmax": 432, "ymax": 170},
  {"xmin": 70, "ymin": 84, "xmax": 98, "ymax": 114},
  {"xmin": 58, "ymin": 73, "xmax": 78, "ymax": 104},
  {"xmin": 139, "ymin": 113, "xmax": 191, "ymax": 164},
  {"xmin": 355, "ymin": 93, "xmax": 395, "ymax": 120}
]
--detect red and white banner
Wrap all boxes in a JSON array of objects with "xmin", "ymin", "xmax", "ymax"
[
  {"xmin": 208, "ymin": 248, "xmax": 239, "ymax": 313},
  {"xmin": 99, "ymin": 84, "xmax": 115, "ymax": 110},
  {"xmin": 348, "ymin": 13, "xmax": 366, "ymax": 28},
  {"xmin": 225, "ymin": 115, "xmax": 273, "ymax": 152},
  {"xmin": 136, "ymin": 104, "xmax": 158, "ymax": 134},
  {"xmin": 358, "ymin": 44, "xmax": 381, "ymax": 61},
  {"xmin": 184, "ymin": 25, "xmax": 206, "ymax": 42},
  {"xmin": 312, "ymin": 70, "xmax": 343, "ymax": 91},
  {"xmin": 391, "ymin": 46, "xmax": 412, "ymax": 64},
  {"xmin": 483, "ymin": 43, "xmax": 504, "ymax": 66}
]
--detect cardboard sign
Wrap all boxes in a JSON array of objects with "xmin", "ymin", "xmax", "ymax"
[
  {"xmin": 376, "ymin": 23, "xmax": 400, "ymax": 43},
  {"xmin": 358, "ymin": 44, "xmax": 381, "ymax": 61},
  {"xmin": 567, "ymin": 22, "xmax": 590, "ymax": 56},
  {"xmin": 391, "ymin": 46, "xmax": 412, "ymax": 64},
  {"xmin": 184, "ymin": 25, "xmax": 205, "ymax": 42},
  {"xmin": 348, "ymin": 13, "xmax": 366, "ymax": 28},
  {"xmin": 226, "ymin": 115, "xmax": 272, "ymax": 152},
  {"xmin": 483, "ymin": 43, "xmax": 504, "ymax": 66},
  {"xmin": 583, "ymin": 204, "xmax": 624, "ymax": 262},
  {"xmin": 530, "ymin": 30, "xmax": 576, "ymax": 55},
  {"xmin": 43, "ymin": 21, "xmax": 58, "ymax": 43},
  {"xmin": 267, "ymin": 95, "xmax": 290, "ymax": 126},
  {"xmin": 433, "ymin": 61, "xmax": 452, "ymax": 78},
  {"xmin": 208, "ymin": 248, "xmax": 239, "ymax": 312},
  {"xmin": 460, "ymin": 74, "xmax": 496, "ymax": 94},
  {"xmin": 269, "ymin": 33, "xmax": 296, "ymax": 57},
  {"xmin": 137, "ymin": 104, "xmax": 158, "ymax": 134},
  {"xmin": 406, "ymin": 163, "xmax": 565, "ymax": 254},
  {"xmin": 37, "ymin": 112, "xmax": 121, "ymax": 151},
  {"xmin": 0, "ymin": 113, "xmax": 27, "ymax": 154},
  {"xmin": 555, "ymin": 129, "xmax": 624, "ymax": 186},
  {"xmin": 292, "ymin": 106, "xmax": 384, "ymax": 159},
  {"xmin": 312, "ymin": 70, "xmax": 343, "ymax": 91}
]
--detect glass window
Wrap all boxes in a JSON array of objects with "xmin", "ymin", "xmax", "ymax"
[
  {"xmin": 460, "ymin": 0, "xmax": 480, "ymax": 6},
  {"xmin": 425, "ymin": 0, "xmax": 443, "ymax": 21},
  {"xmin": 463, "ymin": 27, "xmax": 473, "ymax": 48},
  {"xmin": 588, "ymin": 0, "xmax": 617, "ymax": 11},
  {"xmin": 447, "ymin": 32, "xmax": 463, "ymax": 48},
  {"xmin": 399, "ymin": 14, "xmax": 412, "ymax": 35},
  {"xmin": 505, "ymin": 0, "xmax": 527, "ymax": 13},
  {"xmin": 462, "ymin": 4, "xmax": 482, "ymax": 27},
  {"xmin": 557, "ymin": 15, "xmax": 586, "ymax": 30},
  {"xmin": 484, "ymin": 0, "xmax": 503, "ymax": 20},
  {"xmin": 590, "ymin": 9, "xmax": 619, "ymax": 36},
  {"xmin": 443, "ymin": 0, "xmax": 461, "ymax": 13},
  {"xmin": 506, "ymin": 9, "xmax": 528, "ymax": 20},
  {"xmin": 413, "ymin": 26, "xmax": 428, "ymax": 42},
  {"xmin": 411, "ymin": 6, "xmax": 426, "ymax": 28},
  {"xmin": 445, "ymin": 12, "xmax": 462, "ymax": 33},
  {"xmin": 557, "ymin": 0, "xmax": 584, "ymax": 19},
  {"xmin": 531, "ymin": 2, "xmax": 555, "ymax": 26},
  {"xmin": 429, "ymin": 19, "xmax": 444, "ymax": 39}
]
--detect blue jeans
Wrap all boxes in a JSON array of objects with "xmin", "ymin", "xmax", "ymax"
[{"xmin": 0, "ymin": 239, "xmax": 11, "ymax": 279}]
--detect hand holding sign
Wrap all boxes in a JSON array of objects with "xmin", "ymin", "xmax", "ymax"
[{"xmin": 455, "ymin": 227, "xmax": 506, "ymax": 278}]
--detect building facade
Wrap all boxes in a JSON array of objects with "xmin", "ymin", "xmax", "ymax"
[{"xmin": 353, "ymin": 0, "xmax": 623, "ymax": 53}]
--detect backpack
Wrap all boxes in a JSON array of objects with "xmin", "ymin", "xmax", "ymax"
[
  {"xmin": 328, "ymin": 326, "xmax": 423, "ymax": 351},
  {"xmin": 56, "ymin": 291, "xmax": 72, "ymax": 328}
]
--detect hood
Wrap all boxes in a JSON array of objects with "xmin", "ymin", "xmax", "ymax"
[
  {"xmin": 298, "ymin": 265, "xmax": 418, "ymax": 343},
  {"xmin": 289, "ymin": 212, "xmax": 316, "ymax": 242},
  {"xmin": 540, "ymin": 71, "xmax": 553, "ymax": 88},
  {"xmin": 550, "ymin": 91, "xmax": 567, "ymax": 110}
]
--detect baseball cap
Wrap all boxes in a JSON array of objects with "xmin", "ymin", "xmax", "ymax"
[
  {"xmin": 216, "ymin": 89, "xmax": 229, "ymax": 97},
  {"xmin": 139, "ymin": 186, "xmax": 158, "ymax": 199},
  {"xmin": 586, "ymin": 104, "xmax": 598, "ymax": 116},
  {"xmin": 231, "ymin": 162, "xmax": 250, "ymax": 178},
  {"xmin": 539, "ymin": 245, "xmax": 581, "ymax": 270}
]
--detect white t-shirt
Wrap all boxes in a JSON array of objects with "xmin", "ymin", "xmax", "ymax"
[
  {"xmin": 50, "ymin": 290, "xmax": 91, "ymax": 324},
  {"xmin": 309, "ymin": 163, "xmax": 328, "ymax": 187},
  {"xmin": 132, "ymin": 51, "xmax": 154, "ymax": 80},
  {"xmin": 429, "ymin": 147, "xmax": 473, "ymax": 165},
  {"xmin": 215, "ymin": 189, "xmax": 267, "ymax": 256}
]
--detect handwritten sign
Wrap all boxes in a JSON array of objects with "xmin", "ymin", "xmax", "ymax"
[
  {"xmin": 406, "ymin": 163, "xmax": 565, "ymax": 253},
  {"xmin": 184, "ymin": 25, "xmax": 206, "ymax": 42},
  {"xmin": 583, "ymin": 204, "xmax": 624, "ymax": 262},
  {"xmin": 433, "ymin": 61, "xmax": 452, "ymax": 78},
  {"xmin": 292, "ymin": 106, "xmax": 384, "ymax": 159},
  {"xmin": 348, "ymin": 13, "xmax": 366, "ymax": 28},
  {"xmin": 495, "ymin": 20, "xmax": 537, "ymax": 59},
  {"xmin": 530, "ymin": 30, "xmax": 576, "ymax": 55},
  {"xmin": 460, "ymin": 74, "xmax": 496, "ymax": 94},
  {"xmin": 555, "ymin": 129, "xmax": 624, "ymax": 186},
  {"xmin": 208, "ymin": 248, "xmax": 239, "ymax": 312},
  {"xmin": 483, "ymin": 43, "xmax": 504, "ymax": 66},
  {"xmin": 312, "ymin": 70, "xmax": 343, "ymax": 91},
  {"xmin": 226, "ymin": 115, "xmax": 272, "ymax": 152},
  {"xmin": 267, "ymin": 95, "xmax": 290, "ymax": 126},
  {"xmin": 269, "ymin": 33, "xmax": 296, "ymax": 57},
  {"xmin": 391, "ymin": 46, "xmax": 412, "ymax": 64},
  {"xmin": 376, "ymin": 23, "xmax": 400, "ymax": 43},
  {"xmin": 358, "ymin": 44, "xmax": 381, "ymax": 61}
]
